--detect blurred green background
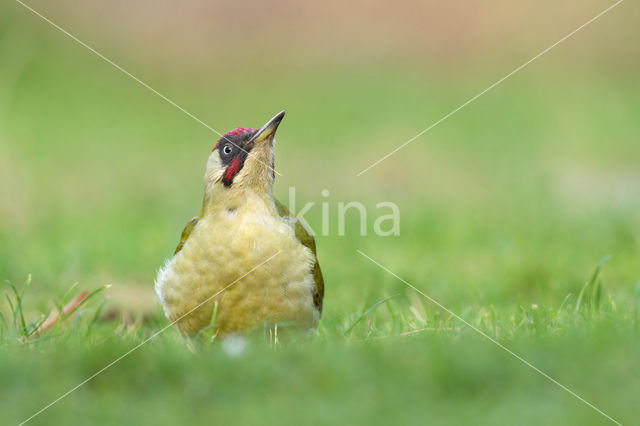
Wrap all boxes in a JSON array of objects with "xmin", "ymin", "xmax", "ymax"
[{"xmin": 1, "ymin": 1, "xmax": 639, "ymax": 425}]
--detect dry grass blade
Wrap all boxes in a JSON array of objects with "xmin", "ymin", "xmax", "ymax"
[{"xmin": 35, "ymin": 290, "xmax": 89, "ymax": 336}]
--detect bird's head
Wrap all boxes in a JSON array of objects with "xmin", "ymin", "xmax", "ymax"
[{"xmin": 203, "ymin": 111, "xmax": 284, "ymax": 203}]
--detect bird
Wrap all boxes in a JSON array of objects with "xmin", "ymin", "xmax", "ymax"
[{"xmin": 155, "ymin": 111, "xmax": 324, "ymax": 337}]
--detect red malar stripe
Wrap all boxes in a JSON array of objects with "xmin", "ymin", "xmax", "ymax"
[{"xmin": 223, "ymin": 156, "xmax": 243, "ymax": 183}]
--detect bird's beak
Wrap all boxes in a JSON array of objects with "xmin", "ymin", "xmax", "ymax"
[{"xmin": 248, "ymin": 110, "xmax": 285, "ymax": 146}]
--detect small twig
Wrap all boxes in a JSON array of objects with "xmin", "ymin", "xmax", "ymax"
[{"xmin": 35, "ymin": 290, "xmax": 89, "ymax": 336}]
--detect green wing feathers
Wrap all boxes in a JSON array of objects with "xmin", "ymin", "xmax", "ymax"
[
  {"xmin": 174, "ymin": 216, "xmax": 199, "ymax": 255},
  {"xmin": 275, "ymin": 199, "xmax": 325, "ymax": 314}
]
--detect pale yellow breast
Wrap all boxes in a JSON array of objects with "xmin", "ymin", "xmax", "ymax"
[{"xmin": 155, "ymin": 193, "xmax": 318, "ymax": 335}]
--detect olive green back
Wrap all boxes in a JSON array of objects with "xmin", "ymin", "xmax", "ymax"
[{"xmin": 274, "ymin": 198, "xmax": 324, "ymax": 314}]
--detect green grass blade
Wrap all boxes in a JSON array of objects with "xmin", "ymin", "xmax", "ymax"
[
  {"xmin": 60, "ymin": 284, "xmax": 110, "ymax": 323},
  {"xmin": 344, "ymin": 294, "xmax": 399, "ymax": 336},
  {"xmin": 195, "ymin": 301, "xmax": 219, "ymax": 341},
  {"xmin": 576, "ymin": 255, "xmax": 610, "ymax": 313},
  {"xmin": 85, "ymin": 299, "xmax": 108, "ymax": 337}
]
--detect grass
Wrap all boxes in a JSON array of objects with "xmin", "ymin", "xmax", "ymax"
[
  {"xmin": 1, "ymin": 5, "xmax": 640, "ymax": 425},
  {"xmin": 2, "ymin": 268, "xmax": 639, "ymax": 426}
]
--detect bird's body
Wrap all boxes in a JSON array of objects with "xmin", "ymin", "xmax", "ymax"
[{"xmin": 155, "ymin": 111, "xmax": 323, "ymax": 336}]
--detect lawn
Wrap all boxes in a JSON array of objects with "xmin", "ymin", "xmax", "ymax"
[{"xmin": 1, "ymin": 2, "xmax": 639, "ymax": 425}]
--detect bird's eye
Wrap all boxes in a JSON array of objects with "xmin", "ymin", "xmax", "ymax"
[{"xmin": 223, "ymin": 145, "xmax": 233, "ymax": 155}]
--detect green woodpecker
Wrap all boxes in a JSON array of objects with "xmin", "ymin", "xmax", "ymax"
[{"xmin": 155, "ymin": 111, "xmax": 324, "ymax": 336}]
